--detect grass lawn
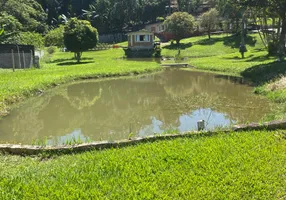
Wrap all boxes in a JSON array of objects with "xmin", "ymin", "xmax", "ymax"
[
  {"xmin": 0, "ymin": 49, "xmax": 161, "ymax": 116},
  {"xmin": 0, "ymin": 130, "xmax": 285, "ymax": 199}
]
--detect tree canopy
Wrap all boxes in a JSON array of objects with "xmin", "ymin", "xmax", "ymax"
[
  {"xmin": 64, "ymin": 18, "xmax": 98, "ymax": 62},
  {"xmin": 164, "ymin": 12, "xmax": 195, "ymax": 44},
  {"xmin": 200, "ymin": 8, "xmax": 219, "ymax": 39}
]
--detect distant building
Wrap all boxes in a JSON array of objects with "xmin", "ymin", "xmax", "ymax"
[
  {"xmin": 127, "ymin": 30, "xmax": 155, "ymax": 50},
  {"xmin": 145, "ymin": 22, "xmax": 166, "ymax": 34},
  {"xmin": 124, "ymin": 30, "xmax": 161, "ymax": 57}
]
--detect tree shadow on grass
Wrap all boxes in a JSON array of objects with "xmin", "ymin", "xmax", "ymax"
[
  {"xmin": 194, "ymin": 34, "xmax": 257, "ymax": 48},
  {"xmin": 49, "ymin": 57, "xmax": 94, "ymax": 64},
  {"xmin": 241, "ymin": 61, "xmax": 286, "ymax": 85},
  {"xmin": 245, "ymin": 55, "xmax": 271, "ymax": 62},
  {"xmin": 57, "ymin": 61, "xmax": 95, "ymax": 66},
  {"xmin": 163, "ymin": 42, "xmax": 193, "ymax": 50}
]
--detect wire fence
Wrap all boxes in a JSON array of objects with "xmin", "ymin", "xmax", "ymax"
[{"xmin": 0, "ymin": 44, "xmax": 35, "ymax": 70}]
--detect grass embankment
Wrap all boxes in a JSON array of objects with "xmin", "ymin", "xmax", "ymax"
[
  {"xmin": 162, "ymin": 33, "xmax": 286, "ymax": 118},
  {"xmin": 1, "ymin": 130, "xmax": 285, "ymax": 199},
  {"xmin": 0, "ymin": 49, "xmax": 161, "ymax": 116}
]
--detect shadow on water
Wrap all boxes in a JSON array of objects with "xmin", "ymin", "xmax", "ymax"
[
  {"xmin": 214, "ymin": 74, "xmax": 252, "ymax": 86},
  {"xmin": 121, "ymin": 57, "xmax": 161, "ymax": 64}
]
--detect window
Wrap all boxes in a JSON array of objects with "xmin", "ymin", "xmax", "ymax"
[{"xmin": 136, "ymin": 35, "xmax": 150, "ymax": 42}]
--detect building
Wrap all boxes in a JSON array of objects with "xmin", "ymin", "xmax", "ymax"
[{"xmin": 124, "ymin": 30, "xmax": 160, "ymax": 57}]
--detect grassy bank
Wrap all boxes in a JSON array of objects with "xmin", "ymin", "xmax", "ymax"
[
  {"xmin": 1, "ymin": 130, "xmax": 285, "ymax": 199},
  {"xmin": 0, "ymin": 49, "xmax": 161, "ymax": 116}
]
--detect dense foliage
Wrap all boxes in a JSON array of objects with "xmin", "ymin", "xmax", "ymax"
[
  {"xmin": 64, "ymin": 18, "xmax": 98, "ymax": 62},
  {"xmin": 44, "ymin": 25, "xmax": 64, "ymax": 47},
  {"xmin": 164, "ymin": 12, "xmax": 195, "ymax": 44}
]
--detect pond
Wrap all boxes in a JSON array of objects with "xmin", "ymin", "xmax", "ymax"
[{"xmin": 0, "ymin": 69, "xmax": 272, "ymax": 145}]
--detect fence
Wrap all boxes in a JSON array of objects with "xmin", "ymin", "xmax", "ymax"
[
  {"xmin": 99, "ymin": 33, "xmax": 127, "ymax": 43},
  {"xmin": 0, "ymin": 44, "xmax": 35, "ymax": 70}
]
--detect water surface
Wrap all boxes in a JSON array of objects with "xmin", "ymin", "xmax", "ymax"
[{"xmin": 0, "ymin": 69, "xmax": 271, "ymax": 145}]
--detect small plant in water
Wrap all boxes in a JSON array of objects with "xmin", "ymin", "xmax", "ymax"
[
  {"xmin": 128, "ymin": 132, "xmax": 135, "ymax": 140},
  {"xmin": 32, "ymin": 137, "xmax": 48, "ymax": 146}
]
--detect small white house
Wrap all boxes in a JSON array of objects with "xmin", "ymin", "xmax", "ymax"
[{"xmin": 127, "ymin": 30, "xmax": 155, "ymax": 50}]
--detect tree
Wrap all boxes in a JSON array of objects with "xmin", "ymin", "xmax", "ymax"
[
  {"xmin": 235, "ymin": 0, "xmax": 286, "ymax": 60},
  {"xmin": 0, "ymin": 0, "xmax": 47, "ymax": 33},
  {"xmin": 64, "ymin": 18, "xmax": 98, "ymax": 63},
  {"xmin": 200, "ymin": 8, "xmax": 219, "ymax": 39},
  {"xmin": 45, "ymin": 26, "xmax": 65, "ymax": 47},
  {"xmin": 164, "ymin": 12, "xmax": 195, "ymax": 44}
]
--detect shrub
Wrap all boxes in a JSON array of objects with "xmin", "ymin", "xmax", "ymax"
[
  {"xmin": 45, "ymin": 26, "xmax": 64, "ymax": 47},
  {"xmin": 47, "ymin": 46, "xmax": 57, "ymax": 54},
  {"xmin": 19, "ymin": 32, "xmax": 44, "ymax": 50}
]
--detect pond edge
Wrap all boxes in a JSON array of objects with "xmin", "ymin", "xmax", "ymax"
[{"xmin": 0, "ymin": 119, "xmax": 285, "ymax": 156}]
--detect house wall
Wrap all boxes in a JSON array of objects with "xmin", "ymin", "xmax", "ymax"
[
  {"xmin": 145, "ymin": 23, "xmax": 165, "ymax": 34},
  {"xmin": 128, "ymin": 34, "xmax": 154, "ymax": 49}
]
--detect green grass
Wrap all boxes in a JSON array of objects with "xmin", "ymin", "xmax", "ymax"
[
  {"xmin": 0, "ymin": 130, "xmax": 285, "ymax": 199},
  {"xmin": 0, "ymin": 49, "xmax": 161, "ymax": 116}
]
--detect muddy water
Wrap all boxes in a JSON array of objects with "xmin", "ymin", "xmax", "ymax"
[{"xmin": 0, "ymin": 70, "xmax": 272, "ymax": 145}]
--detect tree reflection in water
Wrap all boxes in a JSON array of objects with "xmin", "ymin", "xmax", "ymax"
[{"xmin": 0, "ymin": 70, "xmax": 272, "ymax": 145}]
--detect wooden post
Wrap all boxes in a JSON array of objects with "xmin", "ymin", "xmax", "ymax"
[
  {"xmin": 11, "ymin": 49, "xmax": 15, "ymax": 72},
  {"xmin": 16, "ymin": 45, "xmax": 22, "ymax": 69},
  {"xmin": 197, "ymin": 120, "xmax": 205, "ymax": 131},
  {"xmin": 22, "ymin": 51, "xmax": 26, "ymax": 69}
]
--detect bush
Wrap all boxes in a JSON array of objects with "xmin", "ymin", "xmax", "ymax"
[
  {"xmin": 45, "ymin": 26, "xmax": 64, "ymax": 47},
  {"xmin": 47, "ymin": 46, "xmax": 57, "ymax": 54},
  {"xmin": 19, "ymin": 32, "xmax": 44, "ymax": 50},
  {"xmin": 268, "ymin": 41, "xmax": 279, "ymax": 56}
]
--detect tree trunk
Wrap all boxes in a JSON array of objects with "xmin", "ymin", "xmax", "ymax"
[
  {"xmin": 75, "ymin": 52, "xmax": 81, "ymax": 63},
  {"xmin": 253, "ymin": 16, "xmax": 267, "ymax": 49},
  {"xmin": 278, "ymin": 18, "xmax": 286, "ymax": 61},
  {"xmin": 176, "ymin": 39, "xmax": 180, "ymax": 45},
  {"xmin": 208, "ymin": 29, "xmax": 211, "ymax": 39}
]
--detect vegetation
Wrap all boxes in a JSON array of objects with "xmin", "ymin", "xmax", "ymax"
[
  {"xmin": 0, "ymin": 130, "xmax": 285, "ymax": 199},
  {"xmin": 44, "ymin": 25, "xmax": 64, "ymax": 47},
  {"xmin": 0, "ymin": 0, "xmax": 47, "ymax": 43},
  {"xmin": 164, "ymin": 12, "xmax": 196, "ymax": 44},
  {"xmin": 64, "ymin": 18, "xmax": 98, "ymax": 63},
  {"xmin": 199, "ymin": 8, "xmax": 219, "ymax": 39}
]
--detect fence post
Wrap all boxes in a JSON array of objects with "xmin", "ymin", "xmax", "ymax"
[
  {"xmin": 22, "ymin": 51, "xmax": 26, "ymax": 69},
  {"xmin": 11, "ymin": 49, "xmax": 15, "ymax": 72},
  {"xmin": 16, "ymin": 45, "xmax": 22, "ymax": 69}
]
